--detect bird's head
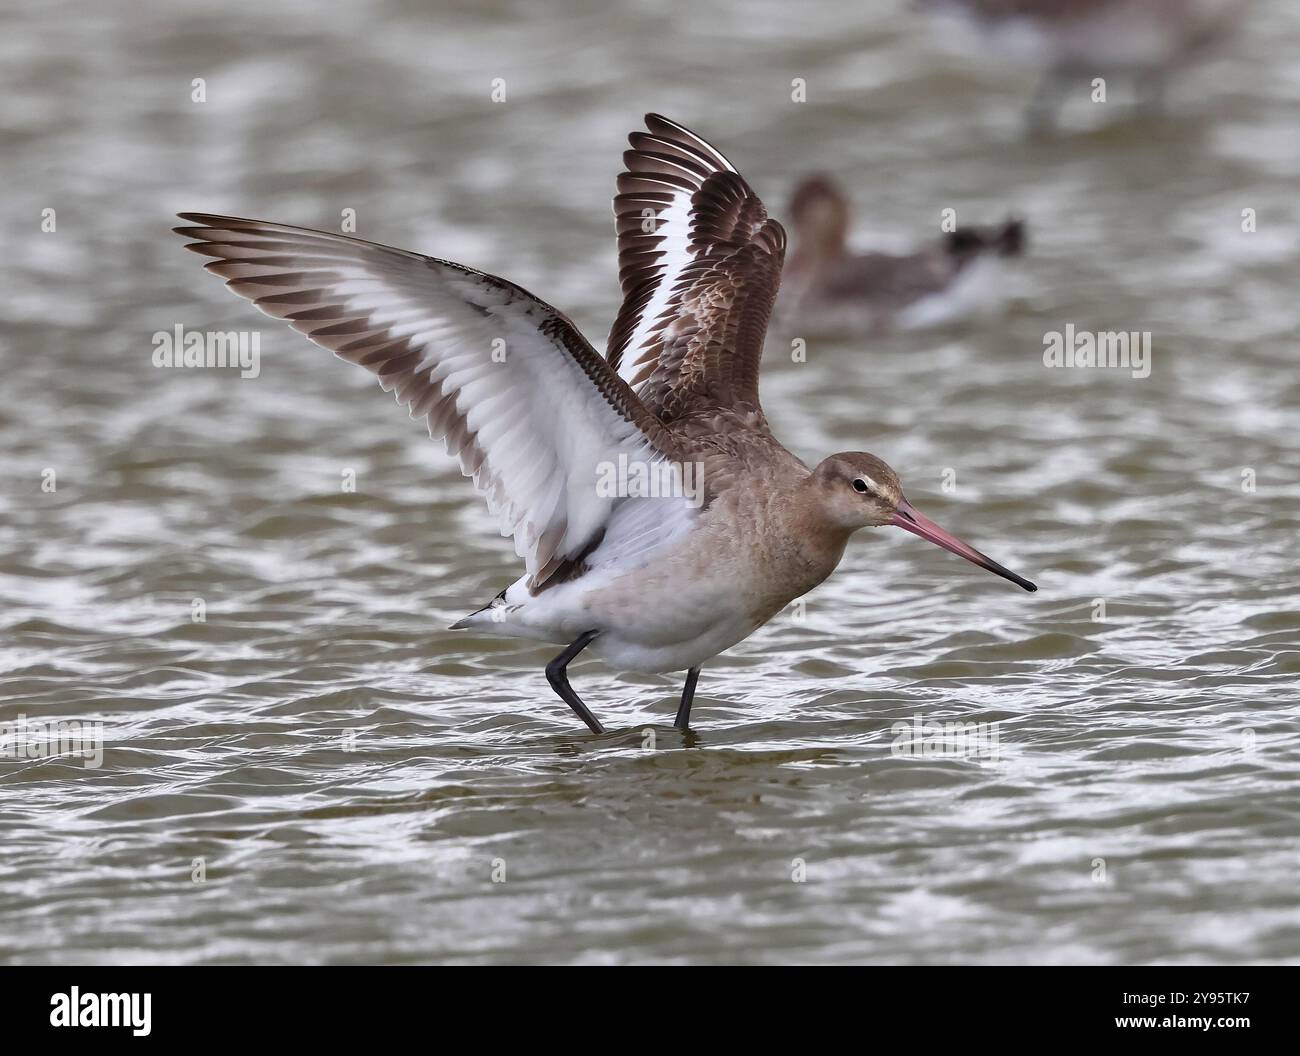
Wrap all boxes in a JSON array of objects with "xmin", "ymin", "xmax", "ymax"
[
  {"xmin": 787, "ymin": 174, "xmax": 851, "ymax": 255},
  {"xmin": 810, "ymin": 452, "xmax": 1037, "ymax": 592}
]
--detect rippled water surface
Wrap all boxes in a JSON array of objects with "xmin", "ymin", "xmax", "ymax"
[{"xmin": 3, "ymin": 0, "xmax": 1299, "ymax": 964}]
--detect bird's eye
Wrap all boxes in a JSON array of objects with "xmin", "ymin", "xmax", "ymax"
[{"xmin": 852, "ymin": 478, "xmax": 870, "ymax": 494}]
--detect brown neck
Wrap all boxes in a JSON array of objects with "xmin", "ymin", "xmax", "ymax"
[
  {"xmin": 787, "ymin": 478, "xmax": 856, "ymax": 576},
  {"xmin": 794, "ymin": 225, "xmax": 848, "ymax": 267}
]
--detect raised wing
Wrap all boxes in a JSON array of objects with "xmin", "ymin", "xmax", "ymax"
[
  {"xmin": 174, "ymin": 213, "xmax": 686, "ymax": 591},
  {"xmin": 607, "ymin": 114, "xmax": 786, "ymax": 425}
]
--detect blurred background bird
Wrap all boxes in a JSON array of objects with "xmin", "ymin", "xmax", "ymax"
[
  {"xmin": 776, "ymin": 174, "xmax": 1025, "ymax": 336},
  {"xmin": 916, "ymin": 0, "xmax": 1254, "ymax": 130}
]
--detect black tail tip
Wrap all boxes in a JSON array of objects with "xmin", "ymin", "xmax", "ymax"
[{"xmin": 998, "ymin": 217, "xmax": 1026, "ymax": 256}]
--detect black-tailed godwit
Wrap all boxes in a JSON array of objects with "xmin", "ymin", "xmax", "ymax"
[{"xmin": 174, "ymin": 114, "xmax": 1037, "ymax": 735}]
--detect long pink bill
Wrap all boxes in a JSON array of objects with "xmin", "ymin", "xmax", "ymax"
[{"xmin": 892, "ymin": 500, "xmax": 1037, "ymax": 592}]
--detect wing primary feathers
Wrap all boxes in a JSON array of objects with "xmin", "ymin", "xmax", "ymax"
[
  {"xmin": 172, "ymin": 212, "xmax": 690, "ymax": 592},
  {"xmin": 606, "ymin": 116, "xmax": 785, "ymax": 427}
]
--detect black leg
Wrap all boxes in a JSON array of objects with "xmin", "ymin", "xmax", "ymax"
[
  {"xmin": 1026, "ymin": 70, "xmax": 1066, "ymax": 136},
  {"xmin": 1135, "ymin": 71, "xmax": 1166, "ymax": 118},
  {"xmin": 545, "ymin": 630, "xmax": 604, "ymax": 734},
  {"xmin": 674, "ymin": 667, "xmax": 701, "ymax": 731}
]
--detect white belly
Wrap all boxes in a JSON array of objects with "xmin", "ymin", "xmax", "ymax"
[
  {"xmin": 455, "ymin": 490, "xmax": 829, "ymax": 674},
  {"xmin": 461, "ymin": 555, "xmax": 770, "ymax": 674},
  {"xmin": 895, "ymin": 255, "xmax": 1006, "ymax": 331},
  {"xmin": 588, "ymin": 610, "xmax": 761, "ymax": 673}
]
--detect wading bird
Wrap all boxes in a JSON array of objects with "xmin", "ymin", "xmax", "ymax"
[
  {"xmin": 779, "ymin": 173, "xmax": 1024, "ymax": 334},
  {"xmin": 174, "ymin": 114, "xmax": 1036, "ymax": 735}
]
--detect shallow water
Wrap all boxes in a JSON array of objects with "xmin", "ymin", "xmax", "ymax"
[{"xmin": 2, "ymin": 0, "xmax": 1299, "ymax": 964}]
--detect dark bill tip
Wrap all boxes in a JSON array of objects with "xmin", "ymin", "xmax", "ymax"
[{"xmin": 892, "ymin": 503, "xmax": 1037, "ymax": 593}]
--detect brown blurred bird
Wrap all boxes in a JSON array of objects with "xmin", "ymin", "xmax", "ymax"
[{"xmin": 778, "ymin": 174, "xmax": 1024, "ymax": 336}]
